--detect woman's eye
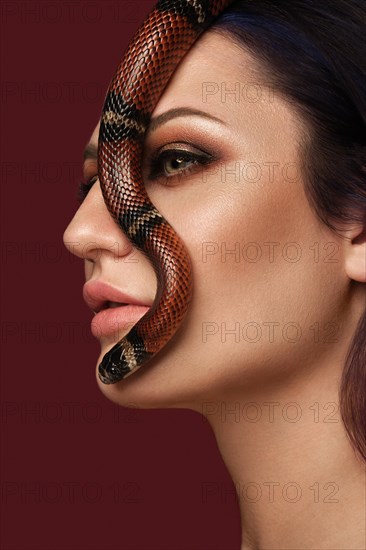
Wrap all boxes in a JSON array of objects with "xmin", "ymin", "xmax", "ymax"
[
  {"xmin": 76, "ymin": 146, "xmax": 214, "ymax": 202},
  {"xmin": 145, "ymin": 147, "xmax": 214, "ymax": 184},
  {"xmin": 77, "ymin": 174, "xmax": 98, "ymax": 204}
]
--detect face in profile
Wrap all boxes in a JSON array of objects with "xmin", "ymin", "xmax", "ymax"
[{"xmin": 63, "ymin": 31, "xmax": 353, "ymax": 412}]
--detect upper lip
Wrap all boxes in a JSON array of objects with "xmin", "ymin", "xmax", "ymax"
[{"xmin": 83, "ymin": 280, "xmax": 152, "ymax": 314}]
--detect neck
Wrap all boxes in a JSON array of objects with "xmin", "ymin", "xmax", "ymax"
[{"xmin": 203, "ymin": 326, "xmax": 365, "ymax": 549}]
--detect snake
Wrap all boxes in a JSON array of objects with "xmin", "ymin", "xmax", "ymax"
[{"xmin": 97, "ymin": 0, "xmax": 234, "ymax": 384}]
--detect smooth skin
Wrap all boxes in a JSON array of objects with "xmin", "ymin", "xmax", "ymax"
[{"xmin": 63, "ymin": 32, "xmax": 366, "ymax": 549}]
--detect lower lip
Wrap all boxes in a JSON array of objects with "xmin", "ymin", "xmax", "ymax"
[{"xmin": 91, "ymin": 305, "xmax": 150, "ymax": 340}]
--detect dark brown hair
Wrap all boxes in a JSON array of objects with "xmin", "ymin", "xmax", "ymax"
[{"xmin": 212, "ymin": 0, "xmax": 366, "ymax": 462}]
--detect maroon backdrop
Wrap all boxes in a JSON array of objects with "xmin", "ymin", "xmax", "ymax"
[{"xmin": 1, "ymin": 1, "xmax": 240, "ymax": 549}]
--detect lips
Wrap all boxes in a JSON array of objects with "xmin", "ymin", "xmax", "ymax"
[
  {"xmin": 83, "ymin": 280, "xmax": 152, "ymax": 342},
  {"xmin": 83, "ymin": 280, "xmax": 152, "ymax": 314}
]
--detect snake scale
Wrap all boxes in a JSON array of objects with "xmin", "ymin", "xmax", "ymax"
[{"xmin": 97, "ymin": 0, "xmax": 234, "ymax": 384}]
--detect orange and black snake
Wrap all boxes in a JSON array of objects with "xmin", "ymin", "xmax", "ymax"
[{"xmin": 97, "ymin": 0, "xmax": 234, "ymax": 384}]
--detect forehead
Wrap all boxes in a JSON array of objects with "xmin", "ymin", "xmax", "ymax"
[
  {"xmin": 90, "ymin": 122, "xmax": 100, "ymax": 144},
  {"xmin": 150, "ymin": 31, "xmax": 265, "ymax": 119},
  {"xmin": 88, "ymin": 30, "xmax": 301, "ymax": 158},
  {"xmin": 89, "ymin": 33, "xmax": 260, "ymax": 140}
]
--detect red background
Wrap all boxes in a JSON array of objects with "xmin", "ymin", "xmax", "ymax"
[{"xmin": 0, "ymin": 1, "xmax": 240, "ymax": 549}]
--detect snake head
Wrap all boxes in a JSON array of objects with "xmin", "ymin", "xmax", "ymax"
[{"xmin": 98, "ymin": 330, "xmax": 153, "ymax": 384}]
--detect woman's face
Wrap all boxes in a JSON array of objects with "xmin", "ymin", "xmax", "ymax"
[{"xmin": 63, "ymin": 32, "xmax": 348, "ymax": 411}]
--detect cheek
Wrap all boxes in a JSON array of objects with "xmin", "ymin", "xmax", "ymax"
[
  {"xmin": 125, "ymin": 164, "xmax": 346, "ymax": 404},
  {"xmin": 168, "ymin": 177, "xmax": 344, "ymax": 361}
]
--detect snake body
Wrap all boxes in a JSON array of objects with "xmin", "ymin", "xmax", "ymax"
[{"xmin": 97, "ymin": 0, "xmax": 234, "ymax": 384}]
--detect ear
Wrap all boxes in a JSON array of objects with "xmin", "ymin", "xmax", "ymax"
[{"xmin": 343, "ymin": 223, "xmax": 366, "ymax": 283}]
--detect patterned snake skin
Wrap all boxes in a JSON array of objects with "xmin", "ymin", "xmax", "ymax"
[{"xmin": 97, "ymin": 0, "xmax": 234, "ymax": 384}]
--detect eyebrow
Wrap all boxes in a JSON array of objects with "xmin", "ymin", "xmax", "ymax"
[
  {"xmin": 82, "ymin": 107, "xmax": 225, "ymax": 161},
  {"xmin": 147, "ymin": 107, "xmax": 226, "ymax": 134},
  {"xmin": 83, "ymin": 142, "xmax": 98, "ymax": 161}
]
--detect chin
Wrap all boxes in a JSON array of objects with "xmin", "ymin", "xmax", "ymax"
[{"xmin": 93, "ymin": 349, "xmax": 170, "ymax": 410}]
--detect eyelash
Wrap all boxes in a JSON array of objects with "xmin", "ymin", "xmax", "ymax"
[
  {"xmin": 146, "ymin": 147, "xmax": 214, "ymax": 183},
  {"xmin": 77, "ymin": 175, "xmax": 98, "ymax": 203},
  {"xmin": 77, "ymin": 146, "xmax": 214, "ymax": 203}
]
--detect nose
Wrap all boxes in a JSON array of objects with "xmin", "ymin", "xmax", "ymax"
[{"xmin": 63, "ymin": 179, "xmax": 134, "ymax": 263}]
